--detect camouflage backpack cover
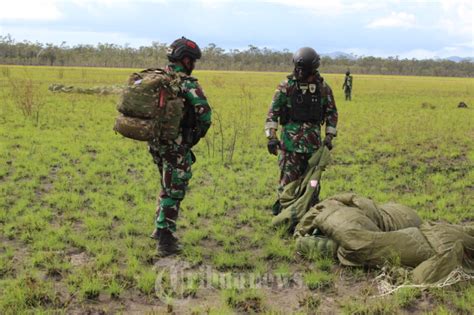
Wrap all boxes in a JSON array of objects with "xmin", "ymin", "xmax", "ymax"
[{"xmin": 114, "ymin": 68, "xmax": 184, "ymax": 141}]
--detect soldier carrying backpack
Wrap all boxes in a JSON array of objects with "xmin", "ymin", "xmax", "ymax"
[{"xmin": 114, "ymin": 37, "xmax": 212, "ymax": 257}]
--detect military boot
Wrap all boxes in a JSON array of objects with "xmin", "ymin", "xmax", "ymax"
[
  {"xmin": 272, "ymin": 200, "xmax": 282, "ymax": 216},
  {"xmin": 150, "ymin": 228, "xmax": 160, "ymax": 240},
  {"xmin": 157, "ymin": 229, "xmax": 182, "ymax": 257}
]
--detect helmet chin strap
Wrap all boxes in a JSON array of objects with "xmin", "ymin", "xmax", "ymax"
[{"xmin": 183, "ymin": 58, "xmax": 195, "ymax": 75}]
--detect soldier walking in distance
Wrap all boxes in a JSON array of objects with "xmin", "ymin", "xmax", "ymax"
[
  {"xmin": 264, "ymin": 47, "xmax": 338, "ymax": 213},
  {"xmin": 342, "ymin": 70, "xmax": 353, "ymax": 101},
  {"xmin": 149, "ymin": 37, "xmax": 212, "ymax": 256}
]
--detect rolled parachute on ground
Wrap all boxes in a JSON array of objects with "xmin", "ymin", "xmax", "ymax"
[{"xmin": 295, "ymin": 193, "xmax": 474, "ymax": 285}]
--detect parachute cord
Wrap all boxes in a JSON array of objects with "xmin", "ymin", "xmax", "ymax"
[{"xmin": 372, "ymin": 267, "xmax": 474, "ymax": 297}]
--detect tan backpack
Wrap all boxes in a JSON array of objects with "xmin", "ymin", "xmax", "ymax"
[{"xmin": 114, "ymin": 68, "xmax": 184, "ymax": 141}]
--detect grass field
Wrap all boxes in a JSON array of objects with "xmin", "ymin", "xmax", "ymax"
[{"xmin": 0, "ymin": 65, "xmax": 473, "ymax": 314}]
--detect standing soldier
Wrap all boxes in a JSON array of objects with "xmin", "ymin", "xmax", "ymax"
[
  {"xmin": 342, "ymin": 70, "xmax": 353, "ymax": 101},
  {"xmin": 265, "ymin": 47, "xmax": 338, "ymax": 213},
  {"xmin": 149, "ymin": 37, "xmax": 212, "ymax": 256}
]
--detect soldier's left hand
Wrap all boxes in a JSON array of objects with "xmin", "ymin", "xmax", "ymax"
[{"xmin": 323, "ymin": 134, "xmax": 334, "ymax": 150}]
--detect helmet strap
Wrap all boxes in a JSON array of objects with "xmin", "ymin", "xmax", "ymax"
[{"xmin": 182, "ymin": 57, "xmax": 195, "ymax": 75}]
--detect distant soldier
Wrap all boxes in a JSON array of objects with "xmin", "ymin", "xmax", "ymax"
[
  {"xmin": 265, "ymin": 47, "xmax": 338, "ymax": 212},
  {"xmin": 149, "ymin": 37, "xmax": 212, "ymax": 256},
  {"xmin": 342, "ymin": 70, "xmax": 353, "ymax": 101}
]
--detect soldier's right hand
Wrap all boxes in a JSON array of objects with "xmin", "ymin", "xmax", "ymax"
[{"xmin": 267, "ymin": 138, "xmax": 280, "ymax": 155}]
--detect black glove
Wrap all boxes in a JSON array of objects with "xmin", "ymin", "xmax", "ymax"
[
  {"xmin": 191, "ymin": 127, "xmax": 202, "ymax": 146},
  {"xmin": 323, "ymin": 134, "xmax": 334, "ymax": 150},
  {"xmin": 267, "ymin": 138, "xmax": 280, "ymax": 155}
]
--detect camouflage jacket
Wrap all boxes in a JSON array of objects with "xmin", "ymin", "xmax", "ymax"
[
  {"xmin": 265, "ymin": 73, "xmax": 338, "ymax": 153},
  {"xmin": 163, "ymin": 64, "xmax": 212, "ymax": 146},
  {"xmin": 343, "ymin": 75, "xmax": 353, "ymax": 90}
]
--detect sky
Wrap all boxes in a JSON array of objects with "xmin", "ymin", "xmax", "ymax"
[{"xmin": 0, "ymin": 0, "xmax": 473, "ymax": 59}]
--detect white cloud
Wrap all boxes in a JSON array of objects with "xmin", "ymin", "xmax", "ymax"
[
  {"xmin": 263, "ymin": 0, "xmax": 380, "ymax": 16},
  {"xmin": 70, "ymin": 0, "xmax": 168, "ymax": 7},
  {"xmin": 1, "ymin": 26, "xmax": 155, "ymax": 47},
  {"xmin": 438, "ymin": 0, "xmax": 473, "ymax": 37},
  {"xmin": 342, "ymin": 46, "xmax": 473, "ymax": 59},
  {"xmin": 398, "ymin": 48, "xmax": 437, "ymax": 59},
  {"xmin": 397, "ymin": 46, "xmax": 473, "ymax": 59},
  {"xmin": 453, "ymin": 41, "xmax": 474, "ymax": 48},
  {"xmin": 0, "ymin": 0, "xmax": 62, "ymax": 21},
  {"xmin": 366, "ymin": 12, "xmax": 416, "ymax": 29},
  {"xmin": 198, "ymin": 0, "xmax": 233, "ymax": 8}
]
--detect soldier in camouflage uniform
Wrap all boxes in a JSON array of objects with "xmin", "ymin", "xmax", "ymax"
[
  {"xmin": 265, "ymin": 47, "xmax": 338, "ymax": 213},
  {"xmin": 149, "ymin": 37, "xmax": 212, "ymax": 256},
  {"xmin": 342, "ymin": 70, "xmax": 353, "ymax": 101}
]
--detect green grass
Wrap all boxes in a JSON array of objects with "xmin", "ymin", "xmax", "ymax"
[
  {"xmin": 395, "ymin": 287, "xmax": 422, "ymax": 308},
  {"xmin": 223, "ymin": 288, "xmax": 264, "ymax": 313},
  {"xmin": 0, "ymin": 274, "xmax": 63, "ymax": 312},
  {"xmin": 303, "ymin": 270, "xmax": 333, "ymax": 290},
  {"xmin": 340, "ymin": 296, "xmax": 398, "ymax": 315},
  {"xmin": 0, "ymin": 65, "xmax": 473, "ymax": 313}
]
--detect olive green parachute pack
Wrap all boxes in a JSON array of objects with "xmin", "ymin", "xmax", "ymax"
[
  {"xmin": 271, "ymin": 148, "xmax": 473, "ymax": 285},
  {"xmin": 294, "ymin": 193, "xmax": 474, "ymax": 285},
  {"xmin": 114, "ymin": 68, "xmax": 184, "ymax": 141}
]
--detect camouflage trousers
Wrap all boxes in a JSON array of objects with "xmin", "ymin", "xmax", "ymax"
[
  {"xmin": 149, "ymin": 140, "xmax": 194, "ymax": 232},
  {"xmin": 278, "ymin": 150, "xmax": 313, "ymax": 189},
  {"xmin": 344, "ymin": 88, "xmax": 352, "ymax": 101}
]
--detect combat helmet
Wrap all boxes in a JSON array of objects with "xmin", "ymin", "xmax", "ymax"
[
  {"xmin": 167, "ymin": 36, "xmax": 202, "ymax": 62},
  {"xmin": 293, "ymin": 47, "xmax": 320, "ymax": 79}
]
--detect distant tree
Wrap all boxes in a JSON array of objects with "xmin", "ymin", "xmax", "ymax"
[{"xmin": 0, "ymin": 36, "xmax": 472, "ymax": 77}]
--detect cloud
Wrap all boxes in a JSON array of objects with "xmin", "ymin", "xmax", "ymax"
[
  {"xmin": 453, "ymin": 41, "xmax": 474, "ymax": 48},
  {"xmin": 437, "ymin": 0, "xmax": 473, "ymax": 37},
  {"xmin": 263, "ymin": 0, "xmax": 378, "ymax": 16},
  {"xmin": 0, "ymin": 0, "xmax": 62, "ymax": 21},
  {"xmin": 366, "ymin": 12, "xmax": 416, "ymax": 29},
  {"xmin": 198, "ymin": 0, "xmax": 233, "ymax": 8},
  {"xmin": 342, "ymin": 46, "xmax": 473, "ymax": 59},
  {"xmin": 70, "ymin": 0, "xmax": 168, "ymax": 8},
  {"xmin": 398, "ymin": 46, "xmax": 473, "ymax": 59},
  {"xmin": 398, "ymin": 48, "xmax": 437, "ymax": 59},
  {"xmin": 1, "ymin": 26, "xmax": 155, "ymax": 47}
]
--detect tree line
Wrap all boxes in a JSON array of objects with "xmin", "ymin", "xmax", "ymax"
[{"xmin": 1, "ymin": 35, "xmax": 473, "ymax": 77}]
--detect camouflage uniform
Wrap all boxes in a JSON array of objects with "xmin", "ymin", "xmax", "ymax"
[
  {"xmin": 149, "ymin": 64, "xmax": 211, "ymax": 232},
  {"xmin": 265, "ymin": 72, "xmax": 338, "ymax": 189},
  {"xmin": 342, "ymin": 74, "xmax": 353, "ymax": 101}
]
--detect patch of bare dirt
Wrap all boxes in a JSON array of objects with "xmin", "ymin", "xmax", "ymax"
[
  {"xmin": 35, "ymin": 164, "xmax": 60, "ymax": 197},
  {"xmin": 70, "ymin": 252, "xmax": 92, "ymax": 267}
]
